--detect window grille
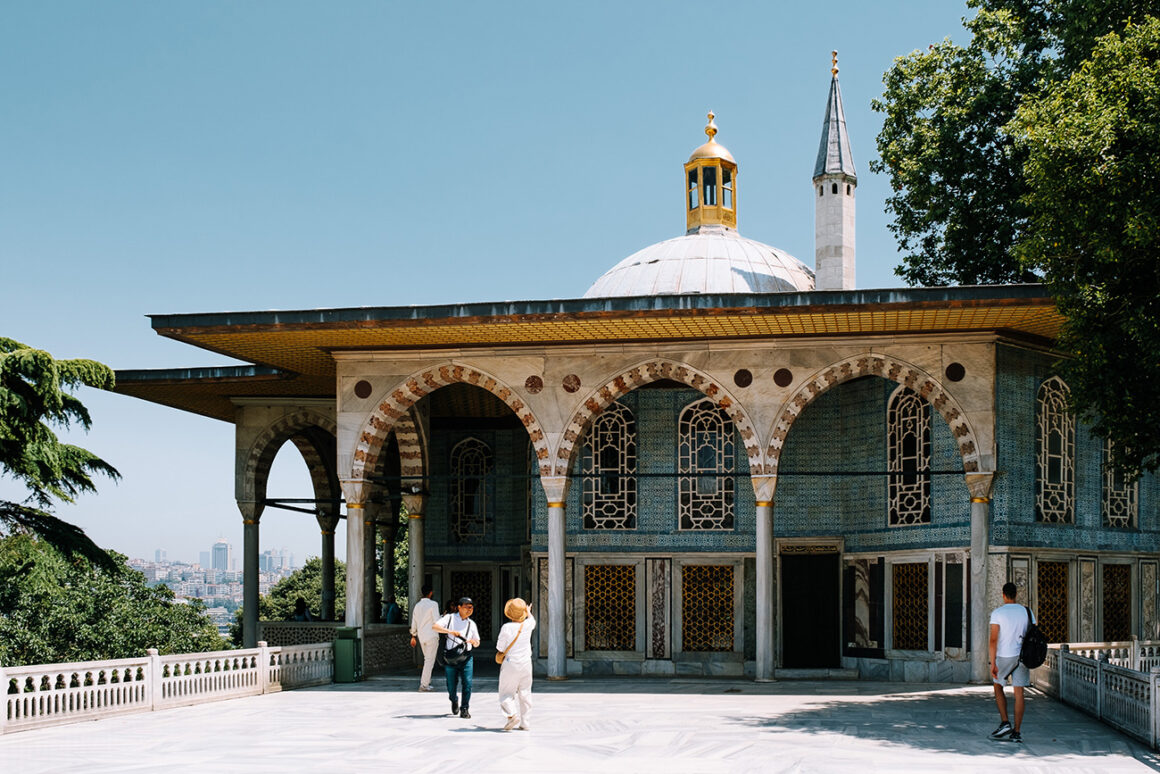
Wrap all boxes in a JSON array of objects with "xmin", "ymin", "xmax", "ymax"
[
  {"xmin": 449, "ymin": 570, "xmax": 492, "ymax": 640},
  {"xmin": 1102, "ymin": 564, "xmax": 1132, "ymax": 641},
  {"xmin": 1103, "ymin": 439, "xmax": 1138, "ymax": 528},
  {"xmin": 678, "ymin": 399, "xmax": 735, "ymax": 530},
  {"xmin": 892, "ymin": 562, "xmax": 928, "ymax": 650},
  {"xmin": 1036, "ymin": 377, "xmax": 1075, "ymax": 523},
  {"xmin": 681, "ymin": 565, "xmax": 734, "ymax": 652},
  {"xmin": 888, "ymin": 387, "xmax": 931, "ymax": 526},
  {"xmin": 450, "ymin": 438, "xmax": 493, "ymax": 542},
  {"xmin": 584, "ymin": 565, "xmax": 636, "ymax": 651},
  {"xmin": 581, "ymin": 401, "xmax": 637, "ymax": 529},
  {"xmin": 1036, "ymin": 561, "xmax": 1069, "ymax": 643}
]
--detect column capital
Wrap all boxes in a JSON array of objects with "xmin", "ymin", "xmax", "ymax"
[
  {"xmin": 964, "ymin": 472, "xmax": 995, "ymax": 501},
  {"xmin": 401, "ymin": 492, "xmax": 427, "ymax": 517},
  {"xmin": 751, "ymin": 475, "xmax": 778, "ymax": 503},
  {"xmin": 540, "ymin": 475, "xmax": 570, "ymax": 504},
  {"xmin": 315, "ymin": 512, "xmax": 340, "ymax": 533},
  {"xmin": 236, "ymin": 500, "xmax": 264, "ymax": 523},
  {"xmin": 340, "ymin": 478, "xmax": 370, "ymax": 506}
]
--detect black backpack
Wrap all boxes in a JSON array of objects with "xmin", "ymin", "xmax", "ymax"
[{"xmin": 1019, "ymin": 606, "xmax": 1048, "ymax": 669}]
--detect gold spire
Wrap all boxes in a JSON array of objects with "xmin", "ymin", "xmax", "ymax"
[
  {"xmin": 705, "ymin": 111, "xmax": 718, "ymax": 141},
  {"xmin": 831, "ymin": 50, "xmax": 839, "ymax": 76},
  {"xmin": 685, "ymin": 112, "xmax": 737, "ymax": 232}
]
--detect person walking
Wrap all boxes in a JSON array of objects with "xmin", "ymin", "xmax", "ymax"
[
  {"xmin": 495, "ymin": 597, "xmax": 536, "ymax": 731},
  {"xmin": 408, "ymin": 584, "xmax": 440, "ymax": 692},
  {"xmin": 989, "ymin": 581, "xmax": 1035, "ymax": 743},
  {"xmin": 433, "ymin": 597, "xmax": 479, "ymax": 719}
]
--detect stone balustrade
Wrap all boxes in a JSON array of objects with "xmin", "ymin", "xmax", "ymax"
[{"xmin": 2, "ymin": 642, "xmax": 334, "ymax": 735}]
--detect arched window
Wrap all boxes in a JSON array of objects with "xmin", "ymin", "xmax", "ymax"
[
  {"xmin": 451, "ymin": 437, "xmax": 493, "ymax": 542},
  {"xmin": 1036, "ymin": 377, "xmax": 1074, "ymax": 523},
  {"xmin": 888, "ymin": 386, "xmax": 931, "ymax": 526},
  {"xmin": 581, "ymin": 401, "xmax": 637, "ymax": 529},
  {"xmin": 678, "ymin": 398, "xmax": 735, "ymax": 530},
  {"xmin": 1103, "ymin": 438, "xmax": 1138, "ymax": 528}
]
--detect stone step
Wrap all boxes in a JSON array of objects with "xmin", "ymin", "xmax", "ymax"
[{"xmin": 774, "ymin": 667, "xmax": 860, "ymax": 680}]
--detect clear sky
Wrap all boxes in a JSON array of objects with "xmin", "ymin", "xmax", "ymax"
[{"xmin": 0, "ymin": 1, "xmax": 972, "ymax": 565}]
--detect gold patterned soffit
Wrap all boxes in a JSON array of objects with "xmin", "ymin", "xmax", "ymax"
[
  {"xmin": 154, "ymin": 298, "xmax": 1063, "ymax": 378},
  {"xmin": 115, "ymin": 372, "xmax": 333, "ymax": 423}
]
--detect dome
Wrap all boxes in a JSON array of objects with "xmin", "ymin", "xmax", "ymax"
[
  {"xmin": 688, "ymin": 138, "xmax": 735, "ymax": 163},
  {"xmin": 583, "ymin": 225, "xmax": 815, "ymax": 298}
]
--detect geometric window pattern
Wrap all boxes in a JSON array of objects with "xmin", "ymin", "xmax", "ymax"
[
  {"xmin": 584, "ymin": 564, "xmax": 636, "ymax": 651},
  {"xmin": 892, "ymin": 562, "xmax": 929, "ymax": 650},
  {"xmin": 1102, "ymin": 563, "xmax": 1132, "ymax": 642},
  {"xmin": 449, "ymin": 569, "xmax": 493, "ymax": 641},
  {"xmin": 581, "ymin": 401, "xmax": 637, "ymax": 530},
  {"xmin": 450, "ymin": 437, "xmax": 493, "ymax": 543},
  {"xmin": 680, "ymin": 564, "xmax": 734, "ymax": 652},
  {"xmin": 888, "ymin": 387, "xmax": 931, "ymax": 526},
  {"xmin": 1102, "ymin": 439, "xmax": 1138, "ymax": 529},
  {"xmin": 678, "ymin": 399, "xmax": 735, "ymax": 530},
  {"xmin": 1036, "ymin": 376, "xmax": 1075, "ymax": 523},
  {"xmin": 1036, "ymin": 561, "xmax": 1069, "ymax": 643}
]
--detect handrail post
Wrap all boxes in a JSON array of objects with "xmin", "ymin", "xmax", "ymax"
[
  {"xmin": 147, "ymin": 648, "xmax": 162, "ymax": 711},
  {"xmin": 1059, "ymin": 644, "xmax": 1069, "ymax": 704},
  {"xmin": 1132, "ymin": 635, "xmax": 1140, "ymax": 671},
  {"xmin": 1098, "ymin": 652, "xmax": 1108, "ymax": 721},
  {"xmin": 0, "ymin": 663, "xmax": 7, "ymax": 735},
  {"xmin": 1150, "ymin": 666, "xmax": 1160, "ymax": 748},
  {"xmin": 258, "ymin": 641, "xmax": 269, "ymax": 694}
]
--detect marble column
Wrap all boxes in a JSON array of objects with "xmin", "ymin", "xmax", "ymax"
[
  {"xmin": 238, "ymin": 500, "xmax": 264, "ymax": 648},
  {"xmin": 542, "ymin": 475, "xmax": 569, "ymax": 680},
  {"xmin": 967, "ymin": 473, "xmax": 995, "ymax": 683},
  {"xmin": 753, "ymin": 475, "xmax": 778, "ymax": 682},
  {"xmin": 402, "ymin": 493, "xmax": 427, "ymax": 615},
  {"xmin": 341, "ymin": 479, "xmax": 369, "ymax": 631},
  {"xmin": 315, "ymin": 510, "xmax": 340, "ymax": 620}
]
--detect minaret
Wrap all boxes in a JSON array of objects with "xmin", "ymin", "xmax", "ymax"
[
  {"xmin": 813, "ymin": 51, "xmax": 857, "ymax": 290},
  {"xmin": 685, "ymin": 111, "xmax": 738, "ymax": 233}
]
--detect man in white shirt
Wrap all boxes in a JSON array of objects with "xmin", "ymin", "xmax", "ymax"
[
  {"xmin": 433, "ymin": 597, "xmax": 480, "ymax": 719},
  {"xmin": 988, "ymin": 582, "xmax": 1035, "ymax": 743},
  {"xmin": 408, "ymin": 584, "xmax": 440, "ymax": 692}
]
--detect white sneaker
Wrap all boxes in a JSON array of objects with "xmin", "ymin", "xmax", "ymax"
[
  {"xmin": 503, "ymin": 716, "xmax": 520, "ymax": 731},
  {"xmin": 418, "ymin": 685, "xmax": 433, "ymax": 692},
  {"xmin": 517, "ymin": 723, "xmax": 530, "ymax": 731}
]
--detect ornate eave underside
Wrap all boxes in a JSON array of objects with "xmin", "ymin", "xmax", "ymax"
[{"xmin": 116, "ymin": 286, "xmax": 1062, "ymax": 422}]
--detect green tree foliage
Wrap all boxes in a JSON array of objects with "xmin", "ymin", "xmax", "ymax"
[
  {"xmin": 0, "ymin": 534, "xmax": 226, "ymax": 666},
  {"xmin": 872, "ymin": 0, "xmax": 1156, "ymax": 285},
  {"xmin": 1012, "ymin": 18, "xmax": 1160, "ymax": 477},
  {"xmin": 230, "ymin": 557, "xmax": 347, "ymax": 645},
  {"xmin": 0, "ymin": 337, "xmax": 119, "ymax": 570}
]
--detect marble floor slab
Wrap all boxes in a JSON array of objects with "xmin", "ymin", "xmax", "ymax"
[{"xmin": 2, "ymin": 674, "xmax": 1158, "ymax": 773}]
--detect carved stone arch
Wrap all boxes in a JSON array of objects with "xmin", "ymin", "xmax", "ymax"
[
  {"xmin": 554, "ymin": 358, "xmax": 762, "ymax": 477},
  {"xmin": 351, "ymin": 363, "xmax": 551, "ymax": 482},
  {"xmin": 764, "ymin": 354, "xmax": 981, "ymax": 475},
  {"xmin": 242, "ymin": 409, "xmax": 339, "ymax": 506}
]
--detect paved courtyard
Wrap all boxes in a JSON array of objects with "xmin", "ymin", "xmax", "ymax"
[{"xmin": 2, "ymin": 672, "xmax": 1158, "ymax": 773}]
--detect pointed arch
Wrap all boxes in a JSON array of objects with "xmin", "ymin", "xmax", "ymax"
[
  {"xmin": 241, "ymin": 409, "xmax": 339, "ymax": 507},
  {"xmin": 764, "ymin": 354, "xmax": 981, "ymax": 475},
  {"xmin": 351, "ymin": 363, "xmax": 551, "ymax": 482},
  {"xmin": 554, "ymin": 358, "xmax": 761, "ymax": 477}
]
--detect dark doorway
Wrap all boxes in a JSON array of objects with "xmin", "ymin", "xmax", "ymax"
[{"xmin": 780, "ymin": 552, "xmax": 840, "ymax": 668}]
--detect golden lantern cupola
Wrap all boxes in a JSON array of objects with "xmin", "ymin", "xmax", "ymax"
[{"xmin": 684, "ymin": 111, "xmax": 738, "ymax": 233}]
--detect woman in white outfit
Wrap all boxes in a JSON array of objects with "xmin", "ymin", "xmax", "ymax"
[{"xmin": 495, "ymin": 597, "xmax": 536, "ymax": 731}]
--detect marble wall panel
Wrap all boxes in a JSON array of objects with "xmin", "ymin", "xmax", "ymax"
[
  {"xmin": 646, "ymin": 558, "xmax": 672, "ymax": 659},
  {"xmin": 1142, "ymin": 561, "xmax": 1158, "ymax": 639},
  {"xmin": 1079, "ymin": 557, "xmax": 1096, "ymax": 641},
  {"xmin": 537, "ymin": 557, "xmax": 573, "ymax": 658}
]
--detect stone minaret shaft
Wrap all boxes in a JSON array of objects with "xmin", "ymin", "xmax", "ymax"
[{"xmin": 813, "ymin": 51, "xmax": 857, "ymax": 291}]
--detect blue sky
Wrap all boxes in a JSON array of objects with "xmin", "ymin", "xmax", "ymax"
[{"xmin": 0, "ymin": 1, "xmax": 972, "ymax": 564}]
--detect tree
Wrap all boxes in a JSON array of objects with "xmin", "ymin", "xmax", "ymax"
[
  {"xmin": 872, "ymin": 0, "xmax": 1156, "ymax": 285},
  {"xmin": 230, "ymin": 557, "xmax": 347, "ymax": 645},
  {"xmin": 0, "ymin": 534, "xmax": 227, "ymax": 666},
  {"xmin": 0, "ymin": 337, "xmax": 118, "ymax": 570},
  {"xmin": 1012, "ymin": 17, "xmax": 1160, "ymax": 477}
]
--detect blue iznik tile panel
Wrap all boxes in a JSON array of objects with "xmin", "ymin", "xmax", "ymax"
[
  {"xmin": 531, "ymin": 388, "xmax": 756, "ymax": 553},
  {"xmin": 775, "ymin": 377, "xmax": 970, "ymax": 553},
  {"xmin": 426, "ymin": 426, "xmax": 529, "ymax": 562},
  {"xmin": 992, "ymin": 343, "xmax": 1160, "ymax": 551}
]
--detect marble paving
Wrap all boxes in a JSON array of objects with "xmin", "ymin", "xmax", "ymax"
[{"xmin": 2, "ymin": 673, "xmax": 1158, "ymax": 773}]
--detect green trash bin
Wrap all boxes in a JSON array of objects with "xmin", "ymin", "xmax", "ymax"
[{"xmin": 334, "ymin": 626, "xmax": 362, "ymax": 683}]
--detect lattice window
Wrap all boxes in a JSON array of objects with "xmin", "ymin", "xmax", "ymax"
[
  {"xmin": 581, "ymin": 401, "xmax": 637, "ymax": 529},
  {"xmin": 1103, "ymin": 439, "xmax": 1138, "ymax": 529},
  {"xmin": 1102, "ymin": 564, "xmax": 1132, "ymax": 641},
  {"xmin": 892, "ymin": 562, "xmax": 928, "ymax": 650},
  {"xmin": 449, "ymin": 570, "xmax": 492, "ymax": 641},
  {"xmin": 1036, "ymin": 377, "xmax": 1075, "ymax": 523},
  {"xmin": 1036, "ymin": 561, "xmax": 1069, "ymax": 643},
  {"xmin": 678, "ymin": 399, "xmax": 735, "ymax": 530},
  {"xmin": 584, "ymin": 565, "xmax": 636, "ymax": 651},
  {"xmin": 888, "ymin": 387, "xmax": 931, "ymax": 526},
  {"xmin": 681, "ymin": 565, "xmax": 734, "ymax": 652},
  {"xmin": 450, "ymin": 438, "xmax": 493, "ymax": 542}
]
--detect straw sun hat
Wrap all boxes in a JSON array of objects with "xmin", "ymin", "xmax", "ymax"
[{"xmin": 504, "ymin": 597, "xmax": 528, "ymax": 622}]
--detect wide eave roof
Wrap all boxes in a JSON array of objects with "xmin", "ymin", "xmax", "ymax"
[{"xmin": 116, "ymin": 285, "xmax": 1061, "ymax": 422}]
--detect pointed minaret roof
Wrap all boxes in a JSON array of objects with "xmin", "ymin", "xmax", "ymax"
[{"xmin": 813, "ymin": 51, "xmax": 857, "ymax": 181}]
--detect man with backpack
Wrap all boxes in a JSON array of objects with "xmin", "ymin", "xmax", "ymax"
[{"xmin": 988, "ymin": 582, "xmax": 1037, "ymax": 743}]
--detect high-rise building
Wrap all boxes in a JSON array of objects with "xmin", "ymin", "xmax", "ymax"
[
  {"xmin": 154, "ymin": 548, "xmax": 167, "ymax": 563},
  {"xmin": 199, "ymin": 551, "xmax": 211, "ymax": 568},
  {"xmin": 211, "ymin": 538, "xmax": 232, "ymax": 572}
]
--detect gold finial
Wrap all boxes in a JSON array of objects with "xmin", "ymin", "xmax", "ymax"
[
  {"xmin": 831, "ymin": 50, "xmax": 839, "ymax": 76},
  {"xmin": 705, "ymin": 111, "xmax": 718, "ymax": 141}
]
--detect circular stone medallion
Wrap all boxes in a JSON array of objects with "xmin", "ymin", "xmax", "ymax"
[
  {"xmin": 525, "ymin": 375, "xmax": 544, "ymax": 394},
  {"xmin": 562, "ymin": 374, "xmax": 582, "ymax": 393}
]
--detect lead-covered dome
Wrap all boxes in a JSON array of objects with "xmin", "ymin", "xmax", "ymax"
[{"xmin": 583, "ymin": 224, "xmax": 814, "ymax": 298}]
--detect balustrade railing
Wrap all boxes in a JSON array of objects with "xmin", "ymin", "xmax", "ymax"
[{"xmin": 2, "ymin": 641, "xmax": 334, "ymax": 735}]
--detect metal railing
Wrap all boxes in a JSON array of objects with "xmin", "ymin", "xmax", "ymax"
[{"xmin": 2, "ymin": 641, "xmax": 334, "ymax": 734}]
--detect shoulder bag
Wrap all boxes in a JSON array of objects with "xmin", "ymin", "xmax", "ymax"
[{"xmin": 495, "ymin": 621, "xmax": 525, "ymax": 665}]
